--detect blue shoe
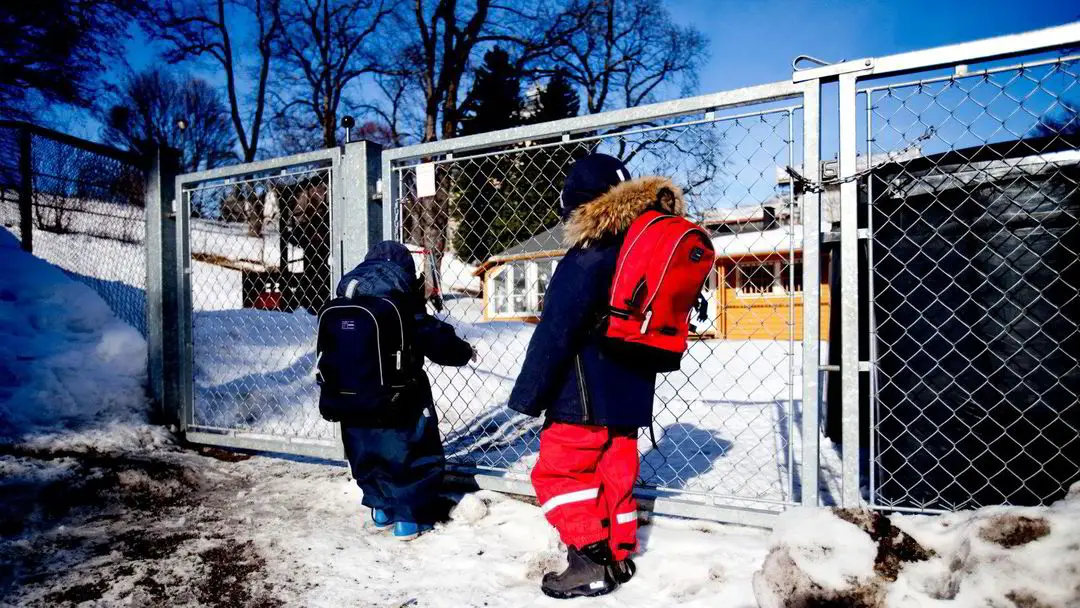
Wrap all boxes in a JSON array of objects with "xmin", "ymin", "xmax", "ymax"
[
  {"xmin": 371, "ymin": 508, "xmax": 393, "ymax": 531},
  {"xmin": 393, "ymin": 521, "xmax": 433, "ymax": 541}
]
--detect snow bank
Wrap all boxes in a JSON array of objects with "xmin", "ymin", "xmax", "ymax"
[
  {"xmin": 754, "ymin": 484, "xmax": 1080, "ymax": 607},
  {"xmin": 0, "ymin": 228, "xmax": 162, "ymax": 450}
]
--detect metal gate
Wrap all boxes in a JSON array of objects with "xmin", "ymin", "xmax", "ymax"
[
  {"xmin": 170, "ymin": 23, "xmax": 1080, "ymax": 524},
  {"xmin": 794, "ymin": 22, "xmax": 1080, "ymax": 512},
  {"xmin": 383, "ymin": 82, "xmax": 826, "ymax": 526}
]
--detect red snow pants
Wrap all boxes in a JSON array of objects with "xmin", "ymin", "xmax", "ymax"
[{"xmin": 531, "ymin": 422, "xmax": 640, "ymax": 561}]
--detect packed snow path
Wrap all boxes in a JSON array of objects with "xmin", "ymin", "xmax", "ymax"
[{"xmin": 0, "ymin": 449, "xmax": 771, "ymax": 607}]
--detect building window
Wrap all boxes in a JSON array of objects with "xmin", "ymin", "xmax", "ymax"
[
  {"xmin": 737, "ymin": 262, "xmax": 778, "ymax": 295},
  {"xmin": 487, "ymin": 258, "xmax": 559, "ymax": 318},
  {"xmin": 735, "ymin": 259, "xmax": 804, "ymax": 296}
]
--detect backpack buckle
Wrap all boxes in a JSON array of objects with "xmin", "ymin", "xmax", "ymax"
[{"xmin": 640, "ymin": 310, "xmax": 653, "ymax": 334}]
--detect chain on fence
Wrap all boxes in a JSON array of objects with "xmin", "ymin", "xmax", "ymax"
[
  {"xmin": 864, "ymin": 55, "xmax": 1080, "ymax": 511},
  {"xmin": 182, "ymin": 164, "xmax": 337, "ymax": 444},
  {"xmin": 392, "ymin": 104, "xmax": 841, "ymax": 511},
  {"xmin": 0, "ymin": 124, "xmax": 149, "ymax": 336}
]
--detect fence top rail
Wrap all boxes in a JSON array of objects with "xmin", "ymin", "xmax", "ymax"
[
  {"xmin": 859, "ymin": 53, "xmax": 1080, "ymax": 94},
  {"xmin": 792, "ymin": 22, "xmax": 1080, "ymax": 83},
  {"xmin": 383, "ymin": 79, "xmax": 802, "ymax": 164},
  {"xmin": 0, "ymin": 120, "xmax": 145, "ymax": 166},
  {"xmin": 177, "ymin": 147, "xmax": 340, "ymax": 187},
  {"xmin": 391, "ymin": 103, "xmax": 803, "ymax": 171}
]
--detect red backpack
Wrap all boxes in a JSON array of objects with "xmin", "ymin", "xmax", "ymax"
[{"xmin": 604, "ymin": 210, "xmax": 715, "ymax": 372}]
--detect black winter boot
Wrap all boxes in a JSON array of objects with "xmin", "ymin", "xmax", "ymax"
[
  {"xmin": 609, "ymin": 557, "xmax": 636, "ymax": 584},
  {"xmin": 540, "ymin": 542, "xmax": 618, "ymax": 599}
]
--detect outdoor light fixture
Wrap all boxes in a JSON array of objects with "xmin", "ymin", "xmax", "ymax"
[
  {"xmin": 342, "ymin": 115, "xmax": 355, "ymax": 143},
  {"xmin": 175, "ymin": 117, "xmax": 189, "ymax": 131}
]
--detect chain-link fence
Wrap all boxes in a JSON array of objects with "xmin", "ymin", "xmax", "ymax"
[
  {"xmin": 179, "ymin": 153, "xmax": 341, "ymax": 454},
  {"xmin": 0, "ymin": 122, "xmax": 148, "ymax": 336},
  {"xmin": 387, "ymin": 88, "xmax": 837, "ymax": 516},
  {"xmin": 862, "ymin": 55, "xmax": 1079, "ymax": 511}
]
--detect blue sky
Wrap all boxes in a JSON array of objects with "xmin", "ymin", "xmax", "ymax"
[
  {"xmin": 75, "ymin": 1, "xmax": 1079, "ymax": 150},
  {"xmin": 667, "ymin": 0, "xmax": 1079, "ymax": 93}
]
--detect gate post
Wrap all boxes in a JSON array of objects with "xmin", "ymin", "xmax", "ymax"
[
  {"xmin": 338, "ymin": 140, "xmax": 383, "ymax": 271},
  {"xmin": 799, "ymin": 79, "xmax": 822, "ymax": 507},
  {"xmin": 144, "ymin": 145, "xmax": 182, "ymax": 426},
  {"xmin": 18, "ymin": 126, "xmax": 33, "ymax": 252}
]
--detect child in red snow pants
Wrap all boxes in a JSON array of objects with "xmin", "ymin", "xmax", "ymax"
[{"xmin": 532, "ymin": 422, "xmax": 640, "ymax": 562}]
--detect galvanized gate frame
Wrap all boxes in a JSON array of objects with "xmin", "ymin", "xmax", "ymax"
[
  {"xmin": 381, "ymin": 80, "xmax": 824, "ymax": 527},
  {"xmin": 169, "ymin": 22, "xmax": 1080, "ymax": 525},
  {"xmin": 793, "ymin": 22, "xmax": 1080, "ymax": 511},
  {"xmin": 175, "ymin": 143, "xmax": 382, "ymax": 460}
]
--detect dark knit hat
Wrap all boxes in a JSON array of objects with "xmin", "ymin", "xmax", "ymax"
[
  {"xmin": 559, "ymin": 153, "xmax": 630, "ymax": 220},
  {"xmin": 364, "ymin": 240, "xmax": 417, "ymax": 278}
]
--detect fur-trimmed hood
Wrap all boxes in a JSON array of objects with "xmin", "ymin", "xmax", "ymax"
[{"xmin": 564, "ymin": 176, "xmax": 686, "ymax": 247}]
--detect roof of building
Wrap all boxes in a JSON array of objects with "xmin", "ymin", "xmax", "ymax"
[
  {"xmin": 711, "ymin": 227, "xmax": 803, "ymax": 258},
  {"xmin": 494, "ymin": 224, "xmax": 566, "ymax": 258}
]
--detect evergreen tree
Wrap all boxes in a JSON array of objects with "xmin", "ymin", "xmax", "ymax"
[
  {"xmin": 459, "ymin": 47, "xmax": 523, "ymax": 136},
  {"xmin": 532, "ymin": 69, "xmax": 580, "ymax": 125},
  {"xmin": 453, "ymin": 47, "xmax": 525, "ymax": 264}
]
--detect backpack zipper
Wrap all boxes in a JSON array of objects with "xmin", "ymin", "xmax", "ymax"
[
  {"xmin": 609, "ymin": 214, "xmax": 671, "ymax": 308},
  {"xmin": 575, "ymin": 355, "xmax": 591, "ymax": 423},
  {"xmin": 381, "ymin": 298, "xmax": 405, "ymax": 370}
]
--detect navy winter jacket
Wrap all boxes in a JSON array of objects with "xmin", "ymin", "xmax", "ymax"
[{"xmin": 508, "ymin": 176, "xmax": 687, "ymax": 429}]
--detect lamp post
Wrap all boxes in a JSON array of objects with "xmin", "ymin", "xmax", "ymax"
[{"xmin": 341, "ymin": 115, "xmax": 355, "ymax": 145}]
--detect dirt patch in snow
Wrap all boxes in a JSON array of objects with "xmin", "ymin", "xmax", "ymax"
[
  {"xmin": 979, "ymin": 514, "xmax": 1051, "ymax": 548},
  {"xmin": 832, "ymin": 508, "xmax": 934, "ymax": 581},
  {"xmin": 196, "ymin": 540, "xmax": 283, "ymax": 608}
]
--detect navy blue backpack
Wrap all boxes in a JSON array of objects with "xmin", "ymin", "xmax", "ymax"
[{"xmin": 316, "ymin": 259, "xmax": 416, "ymax": 425}]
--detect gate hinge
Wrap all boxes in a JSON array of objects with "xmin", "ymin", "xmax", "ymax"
[{"xmin": 793, "ymin": 57, "xmax": 875, "ymax": 83}]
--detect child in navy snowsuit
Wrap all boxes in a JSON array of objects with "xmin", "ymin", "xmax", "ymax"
[
  {"xmin": 509, "ymin": 154, "xmax": 685, "ymax": 598},
  {"xmin": 335, "ymin": 241, "xmax": 473, "ymax": 540}
]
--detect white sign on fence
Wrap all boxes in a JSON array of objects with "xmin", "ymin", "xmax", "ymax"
[{"xmin": 416, "ymin": 163, "xmax": 436, "ymax": 198}]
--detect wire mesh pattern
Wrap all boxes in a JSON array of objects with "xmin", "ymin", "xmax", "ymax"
[
  {"xmin": 183, "ymin": 164, "xmax": 337, "ymax": 443},
  {"xmin": 393, "ymin": 106, "xmax": 821, "ymax": 509},
  {"xmin": 865, "ymin": 56, "xmax": 1080, "ymax": 510},
  {"xmin": 0, "ymin": 124, "xmax": 148, "ymax": 336}
]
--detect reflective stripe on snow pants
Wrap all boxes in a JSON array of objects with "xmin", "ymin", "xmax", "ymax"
[{"xmin": 531, "ymin": 422, "xmax": 640, "ymax": 561}]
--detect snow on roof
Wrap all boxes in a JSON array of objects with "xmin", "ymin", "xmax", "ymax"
[
  {"xmin": 490, "ymin": 224, "xmax": 566, "ymax": 259},
  {"xmin": 711, "ymin": 227, "xmax": 802, "ymax": 258}
]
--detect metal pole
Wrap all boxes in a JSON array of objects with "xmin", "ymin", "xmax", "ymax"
[
  {"xmin": 174, "ymin": 176, "xmax": 193, "ymax": 432},
  {"xmin": 799, "ymin": 79, "xmax": 822, "ymax": 507},
  {"xmin": 144, "ymin": 145, "xmax": 182, "ymax": 425},
  {"xmin": 18, "ymin": 127, "xmax": 32, "ymax": 253},
  {"xmin": 838, "ymin": 73, "xmax": 862, "ymax": 507}
]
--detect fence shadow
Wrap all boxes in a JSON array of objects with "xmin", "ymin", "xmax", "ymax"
[
  {"xmin": 640, "ymin": 422, "xmax": 732, "ymax": 491},
  {"xmin": 64, "ymin": 269, "xmax": 147, "ymax": 338}
]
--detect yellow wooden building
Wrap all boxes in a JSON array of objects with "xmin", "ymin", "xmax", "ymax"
[{"xmin": 474, "ymin": 207, "xmax": 831, "ymax": 341}]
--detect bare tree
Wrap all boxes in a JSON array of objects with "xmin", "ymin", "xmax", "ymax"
[
  {"xmin": 373, "ymin": 1, "xmax": 588, "ymax": 301},
  {"xmin": 552, "ymin": 0, "xmax": 707, "ymax": 114},
  {"xmin": 103, "ymin": 69, "xmax": 237, "ymax": 173},
  {"xmin": 143, "ymin": 0, "xmax": 282, "ymax": 162},
  {"xmin": 355, "ymin": 69, "xmax": 416, "ymax": 147},
  {"xmin": 0, "ymin": 0, "xmax": 142, "ymax": 117},
  {"xmin": 271, "ymin": 0, "xmax": 394, "ymax": 150}
]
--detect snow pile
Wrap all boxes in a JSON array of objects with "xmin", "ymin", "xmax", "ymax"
[
  {"xmin": 754, "ymin": 485, "xmax": 1080, "ymax": 607},
  {"xmin": 0, "ymin": 228, "xmax": 162, "ymax": 450}
]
